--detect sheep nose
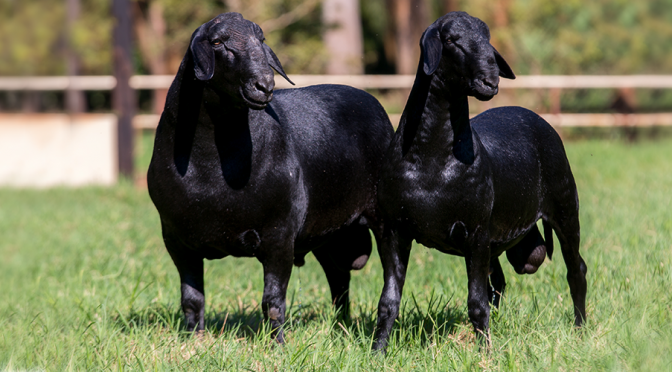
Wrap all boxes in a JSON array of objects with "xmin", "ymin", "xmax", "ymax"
[
  {"xmin": 482, "ymin": 76, "xmax": 499, "ymax": 89},
  {"xmin": 255, "ymin": 78, "xmax": 274, "ymax": 94}
]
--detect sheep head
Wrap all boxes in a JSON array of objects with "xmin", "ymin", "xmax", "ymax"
[
  {"xmin": 420, "ymin": 12, "xmax": 515, "ymax": 101},
  {"xmin": 189, "ymin": 13, "xmax": 294, "ymax": 110}
]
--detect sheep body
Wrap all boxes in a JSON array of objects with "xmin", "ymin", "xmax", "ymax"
[
  {"xmin": 384, "ymin": 106, "xmax": 573, "ymax": 254},
  {"xmin": 151, "ymin": 84, "xmax": 391, "ymax": 257},
  {"xmin": 373, "ymin": 12, "xmax": 587, "ymax": 351},
  {"xmin": 148, "ymin": 13, "xmax": 393, "ymax": 342}
]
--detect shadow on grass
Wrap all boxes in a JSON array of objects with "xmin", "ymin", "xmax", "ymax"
[
  {"xmin": 111, "ymin": 291, "xmax": 467, "ymax": 346},
  {"xmin": 347, "ymin": 291, "xmax": 469, "ymax": 348},
  {"xmin": 113, "ymin": 302, "xmax": 267, "ymax": 340}
]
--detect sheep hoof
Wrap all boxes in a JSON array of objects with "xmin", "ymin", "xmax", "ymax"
[{"xmin": 268, "ymin": 307, "xmax": 281, "ymax": 321}]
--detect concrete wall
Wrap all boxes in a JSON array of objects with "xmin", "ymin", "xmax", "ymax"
[{"xmin": 0, "ymin": 114, "xmax": 117, "ymax": 187}]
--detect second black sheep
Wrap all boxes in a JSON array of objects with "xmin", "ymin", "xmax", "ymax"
[{"xmin": 373, "ymin": 11, "xmax": 587, "ymax": 351}]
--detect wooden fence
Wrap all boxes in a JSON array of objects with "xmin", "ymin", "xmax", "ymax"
[
  {"xmin": 3, "ymin": 74, "xmax": 672, "ymax": 90},
  {"xmin": 1, "ymin": 75, "xmax": 671, "ymax": 129}
]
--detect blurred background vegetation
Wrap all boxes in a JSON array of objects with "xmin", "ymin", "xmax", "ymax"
[
  {"xmin": 2, "ymin": 0, "xmax": 671, "ymax": 76},
  {"xmin": 0, "ymin": 0, "xmax": 671, "ymax": 116}
]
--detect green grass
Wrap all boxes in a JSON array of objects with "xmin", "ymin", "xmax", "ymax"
[{"xmin": 2, "ymin": 136, "xmax": 672, "ymax": 371}]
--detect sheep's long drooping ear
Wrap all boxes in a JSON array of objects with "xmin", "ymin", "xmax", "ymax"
[
  {"xmin": 494, "ymin": 48, "xmax": 516, "ymax": 80},
  {"xmin": 421, "ymin": 25, "xmax": 442, "ymax": 75},
  {"xmin": 190, "ymin": 25, "xmax": 215, "ymax": 81},
  {"xmin": 263, "ymin": 43, "xmax": 294, "ymax": 85}
]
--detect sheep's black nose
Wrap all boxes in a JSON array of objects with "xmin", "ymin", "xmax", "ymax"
[
  {"xmin": 482, "ymin": 77, "xmax": 499, "ymax": 89},
  {"xmin": 255, "ymin": 78, "xmax": 274, "ymax": 94}
]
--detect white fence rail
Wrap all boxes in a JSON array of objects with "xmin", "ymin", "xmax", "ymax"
[
  {"xmin": 2, "ymin": 74, "xmax": 672, "ymax": 90},
  {"xmin": 0, "ymin": 76, "xmax": 117, "ymax": 90},
  {"xmin": 1, "ymin": 75, "xmax": 671, "ymax": 128},
  {"xmin": 131, "ymin": 112, "xmax": 672, "ymax": 130}
]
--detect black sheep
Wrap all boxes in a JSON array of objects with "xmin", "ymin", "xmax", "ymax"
[
  {"xmin": 147, "ymin": 13, "xmax": 393, "ymax": 342},
  {"xmin": 372, "ymin": 12, "xmax": 587, "ymax": 350}
]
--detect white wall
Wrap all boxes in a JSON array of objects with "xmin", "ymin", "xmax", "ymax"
[{"xmin": 0, "ymin": 114, "xmax": 117, "ymax": 187}]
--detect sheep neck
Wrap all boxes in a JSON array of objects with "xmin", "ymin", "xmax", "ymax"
[
  {"xmin": 167, "ymin": 57, "xmax": 253, "ymax": 177},
  {"xmin": 202, "ymin": 86, "xmax": 249, "ymax": 126},
  {"xmin": 168, "ymin": 54, "xmax": 249, "ymax": 131},
  {"xmin": 168, "ymin": 61, "xmax": 250, "ymax": 129},
  {"xmin": 401, "ymin": 67, "xmax": 474, "ymax": 164}
]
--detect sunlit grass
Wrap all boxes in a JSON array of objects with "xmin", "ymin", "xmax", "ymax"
[{"xmin": 1, "ymin": 137, "xmax": 671, "ymax": 370}]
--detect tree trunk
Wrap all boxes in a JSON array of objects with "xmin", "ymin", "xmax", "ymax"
[
  {"xmin": 493, "ymin": 0, "xmax": 511, "ymax": 29},
  {"xmin": 385, "ymin": 0, "xmax": 429, "ymax": 75},
  {"xmin": 491, "ymin": 0, "xmax": 515, "ymax": 66},
  {"xmin": 66, "ymin": 0, "xmax": 85, "ymax": 113},
  {"xmin": 132, "ymin": 0, "xmax": 168, "ymax": 114},
  {"xmin": 322, "ymin": 0, "xmax": 364, "ymax": 74},
  {"xmin": 442, "ymin": 0, "xmax": 459, "ymax": 14}
]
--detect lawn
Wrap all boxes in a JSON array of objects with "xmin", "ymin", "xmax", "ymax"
[{"xmin": 1, "ymin": 135, "xmax": 672, "ymax": 371}]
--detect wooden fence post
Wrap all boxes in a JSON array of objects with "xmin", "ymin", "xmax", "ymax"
[{"xmin": 112, "ymin": 0, "xmax": 135, "ymax": 179}]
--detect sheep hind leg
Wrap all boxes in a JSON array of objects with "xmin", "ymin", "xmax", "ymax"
[
  {"xmin": 313, "ymin": 248, "xmax": 352, "ymax": 323},
  {"xmin": 488, "ymin": 257, "xmax": 506, "ymax": 308},
  {"xmin": 551, "ymin": 213, "xmax": 587, "ymax": 327},
  {"xmin": 313, "ymin": 224, "xmax": 373, "ymax": 323}
]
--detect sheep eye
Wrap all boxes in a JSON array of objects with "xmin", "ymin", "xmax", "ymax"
[
  {"xmin": 445, "ymin": 35, "xmax": 460, "ymax": 44},
  {"xmin": 212, "ymin": 40, "xmax": 221, "ymax": 45}
]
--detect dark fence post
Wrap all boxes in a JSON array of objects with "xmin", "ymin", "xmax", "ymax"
[
  {"xmin": 112, "ymin": 0, "xmax": 135, "ymax": 179},
  {"xmin": 66, "ymin": 0, "xmax": 85, "ymax": 113}
]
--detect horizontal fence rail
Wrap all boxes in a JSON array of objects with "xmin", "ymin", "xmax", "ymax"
[
  {"xmin": 131, "ymin": 113, "xmax": 672, "ymax": 130},
  {"xmin": 276, "ymin": 75, "xmax": 672, "ymax": 90},
  {"xmin": 2, "ymin": 74, "xmax": 672, "ymax": 90},
  {"xmin": 1, "ymin": 75, "xmax": 671, "ymax": 128},
  {"xmin": 0, "ymin": 76, "xmax": 117, "ymax": 90}
]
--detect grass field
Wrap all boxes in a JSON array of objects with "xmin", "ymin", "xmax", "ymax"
[{"xmin": 1, "ymin": 135, "xmax": 672, "ymax": 371}]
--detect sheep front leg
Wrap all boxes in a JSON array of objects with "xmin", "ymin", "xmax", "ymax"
[
  {"xmin": 166, "ymin": 244, "xmax": 205, "ymax": 333},
  {"xmin": 372, "ymin": 228, "xmax": 412, "ymax": 352},
  {"xmin": 259, "ymin": 245, "xmax": 294, "ymax": 344},
  {"xmin": 465, "ymin": 234, "xmax": 492, "ymax": 346}
]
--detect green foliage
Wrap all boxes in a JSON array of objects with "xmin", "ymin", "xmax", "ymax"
[
  {"xmin": 0, "ymin": 0, "xmax": 112, "ymax": 75},
  {"xmin": 2, "ymin": 0, "xmax": 670, "ymax": 76},
  {"xmin": 0, "ymin": 0, "xmax": 65, "ymax": 75},
  {"xmin": 360, "ymin": 0, "xmax": 672, "ymax": 75},
  {"xmin": 157, "ymin": 0, "xmax": 227, "ymax": 71},
  {"xmin": 261, "ymin": 0, "xmax": 328, "ymax": 74},
  {"xmin": 459, "ymin": 0, "xmax": 672, "ymax": 74},
  {"xmin": 0, "ymin": 0, "xmax": 326, "ymax": 76},
  {"xmin": 70, "ymin": 0, "xmax": 114, "ymax": 75},
  {"xmin": 1, "ymin": 136, "xmax": 672, "ymax": 370},
  {"xmin": 360, "ymin": 0, "xmax": 394, "ymax": 74},
  {"xmin": 139, "ymin": 0, "xmax": 328, "ymax": 74}
]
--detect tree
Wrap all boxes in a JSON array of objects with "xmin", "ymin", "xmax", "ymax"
[
  {"xmin": 322, "ymin": 0, "xmax": 364, "ymax": 74},
  {"xmin": 441, "ymin": 0, "xmax": 458, "ymax": 14},
  {"xmin": 66, "ymin": 0, "xmax": 86, "ymax": 113},
  {"xmin": 0, "ymin": 0, "xmax": 670, "ymax": 85},
  {"xmin": 132, "ymin": 0, "xmax": 169, "ymax": 113},
  {"xmin": 112, "ymin": 0, "xmax": 135, "ymax": 177},
  {"xmin": 222, "ymin": 0, "xmax": 325, "ymax": 74},
  {"xmin": 385, "ymin": 0, "xmax": 429, "ymax": 74}
]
